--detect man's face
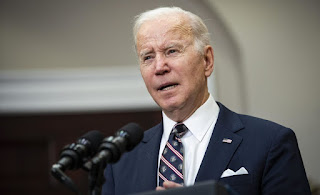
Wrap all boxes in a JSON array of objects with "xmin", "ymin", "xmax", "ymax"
[{"xmin": 136, "ymin": 16, "xmax": 213, "ymax": 120}]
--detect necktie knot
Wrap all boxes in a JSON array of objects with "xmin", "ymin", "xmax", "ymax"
[{"xmin": 172, "ymin": 123, "xmax": 188, "ymax": 138}]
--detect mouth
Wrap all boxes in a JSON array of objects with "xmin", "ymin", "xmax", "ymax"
[{"xmin": 158, "ymin": 83, "xmax": 179, "ymax": 91}]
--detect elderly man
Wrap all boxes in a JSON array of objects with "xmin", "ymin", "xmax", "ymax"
[{"xmin": 102, "ymin": 7, "xmax": 310, "ymax": 195}]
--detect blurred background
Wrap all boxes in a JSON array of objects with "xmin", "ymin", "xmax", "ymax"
[{"xmin": 1, "ymin": 0, "xmax": 319, "ymax": 194}]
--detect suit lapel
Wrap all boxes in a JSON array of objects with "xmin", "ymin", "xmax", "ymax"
[
  {"xmin": 134, "ymin": 123, "xmax": 163, "ymax": 190},
  {"xmin": 196, "ymin": 102, "xmax": 244, "ymax": 182}
]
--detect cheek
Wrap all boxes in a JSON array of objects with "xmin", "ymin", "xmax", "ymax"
[
  {"xmin": 184, "ymin": 64, "xmax": 206, "ymax": 88},
  {"xmin": 141, "ymin": 69, "xmax": 154, "ymax": 89},
  {"xmin": 140, "ymin": 67, "xmax": 149, "ymax": 80}
]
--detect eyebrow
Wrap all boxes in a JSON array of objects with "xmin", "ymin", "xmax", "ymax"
[
  {"xmin": 139, "ymin": 50, "xmax": 153, "ymax": 58},
  {"xmin": 139, "ymin": 42, "xmax": 185, "ymax": 57},
  {"xmin": 166, "ymin": 43, "xmax": 183, "ymax": 50}
]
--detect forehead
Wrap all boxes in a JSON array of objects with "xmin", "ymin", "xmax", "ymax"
[{"xmin": 136, "ymin": 14, "xmax": 193, "ymax": 50}]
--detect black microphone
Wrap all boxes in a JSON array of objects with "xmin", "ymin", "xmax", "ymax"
[
  {"xmin": 53, "ymin": 130, "xmax": 104, "ymax": 171},
  {"xmin": 92, "ymin": 123, "xmax": 144, "ymax": 165}
]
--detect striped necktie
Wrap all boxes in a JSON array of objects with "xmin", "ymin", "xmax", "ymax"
[{"xmin": 158, "ymin": 123, "xmax": 188, "ymax": 186}]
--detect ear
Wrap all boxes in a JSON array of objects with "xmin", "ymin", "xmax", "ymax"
[{"xmin": 203, "ymin": 45, "xmax": 214, "ymax": 77}]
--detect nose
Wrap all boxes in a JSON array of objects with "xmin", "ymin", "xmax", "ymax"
[{"xmin": 154, "ymin": 54, "xmax": 170, "ymax": 75}]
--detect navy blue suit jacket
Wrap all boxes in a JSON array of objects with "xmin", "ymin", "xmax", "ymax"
[{"xmin": 102, "ymin": 102, "xmax": 311, "ymax": 195}]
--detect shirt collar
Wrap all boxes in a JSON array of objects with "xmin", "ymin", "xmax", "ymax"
[{"xmin": 162, "ymin": 94, "xmax": 220, "ymax": 142}]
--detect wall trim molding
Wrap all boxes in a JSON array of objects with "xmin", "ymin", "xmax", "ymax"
[{"xmin": 0, "ymin": 66, "xmax": 159, "ymax": 114}]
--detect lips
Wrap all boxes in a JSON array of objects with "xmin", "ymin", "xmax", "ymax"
[{"xmin": 158, "ymin": 83, "xmax": 179, "ymax": 91}]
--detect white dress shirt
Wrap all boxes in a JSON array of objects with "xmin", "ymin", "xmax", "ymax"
[{"xmin": 157, "ymin": 94, "xmax": 220, "ymax": 186}]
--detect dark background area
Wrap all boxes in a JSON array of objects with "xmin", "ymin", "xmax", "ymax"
[{"xmin": 0, "ymin": 110, "xmax": 161, "ymax": 195}]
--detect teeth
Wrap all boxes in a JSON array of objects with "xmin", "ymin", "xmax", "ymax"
[{"xmin": 161, "ymin": 85, "xmax": 177, "ymax": 91}]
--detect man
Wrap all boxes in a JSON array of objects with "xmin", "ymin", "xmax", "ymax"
[{"xmin": 102, "ymin": 7, "xmax": 311, "ymax": 195}]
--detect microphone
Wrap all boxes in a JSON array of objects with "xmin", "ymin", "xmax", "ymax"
[
  {"xmin": 53, "ymin": 130, "xmax": 104, "ymax": 171},
  {"xmin": 92, "ymin": 123, "xmax": 144, "ymax": 165}
]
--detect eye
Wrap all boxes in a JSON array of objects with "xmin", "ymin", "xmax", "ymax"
[
  {"xmin": 143, "ymin": 55, "xmax": 153, "ymax": 62},
  {"xmin": 144, "ymin": 56, "xmax": 151, "ymax": 60},
  {"xmin": 168, "ymin": 49, "xmax": 177, "ymax": 54},
  {"xmin": 166, "ymin": 48, "xmax": 181, "ymax": 56}
]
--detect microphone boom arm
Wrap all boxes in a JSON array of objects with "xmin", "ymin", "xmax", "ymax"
[{"xmin": 51, "ymin": 164, "xmax": 81, "ymax": 195}]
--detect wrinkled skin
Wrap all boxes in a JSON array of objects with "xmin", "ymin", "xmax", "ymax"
[{"xmin": 137, "ymin": 13, "xmax": 214, "ymax": 122}]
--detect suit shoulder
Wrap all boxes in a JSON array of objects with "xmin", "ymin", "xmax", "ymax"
[
  {"xmin": 218, "ymin": 102, "xmax": 291, "ymax": 133},
  {"xmin": 236, "ymin": 113, "xmax": 296, "ymax": 142},
  {"xmin": 239, "ymin": 113, "xmax": 287, "ymax": 129}
]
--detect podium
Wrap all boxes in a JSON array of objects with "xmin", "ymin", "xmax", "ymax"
[{"xmin": 133, "ymin": 180, "xmax": 233, "ymax": 195}]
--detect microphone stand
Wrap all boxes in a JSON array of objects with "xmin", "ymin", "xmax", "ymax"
[
  {"xmin": 88, "ymin": 150, "xmax": 110, "ymax": 195},
  {"xmin": 51, "ymin": 159, "xmax": 105, "ymax": 195}
]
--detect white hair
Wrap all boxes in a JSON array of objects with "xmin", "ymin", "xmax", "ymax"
[{"xmin": 133, "ymin": 7, "xmax": 211, "ymax": 54}]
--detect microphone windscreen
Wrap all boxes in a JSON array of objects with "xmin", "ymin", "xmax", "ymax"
[
  {"xmin": 119, "ymin": 123, "xmax": 144, "ymax": 151},
  {"xmin": 80, "ymin": 130, "xmax": 104, "ymax": 152}
]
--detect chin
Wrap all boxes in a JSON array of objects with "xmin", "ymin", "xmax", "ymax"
[
  {"xmin": 160, "ymin": 101, "xmax": 182, "ymax": 113},
  {"xmin": 155, "ymin": 95, "xmax": 184, "ymax": 111}
]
